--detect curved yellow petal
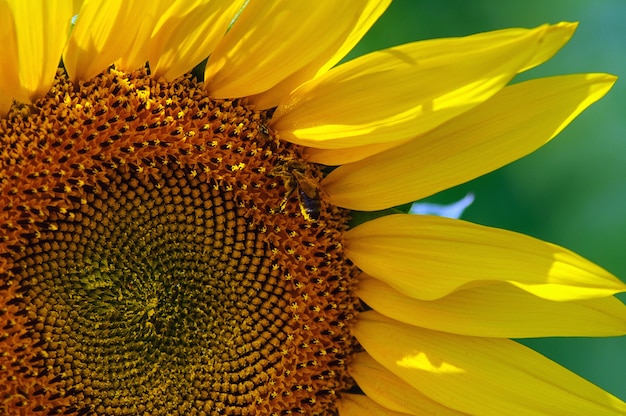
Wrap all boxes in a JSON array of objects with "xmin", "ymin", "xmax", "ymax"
[
  {"xmin": 71, "ymin": 0, "xmax": 82, "ymax": 14},
  {"xmin": 354, "ymin": 311, "xmax": 626, "ymax": 416},
  {"xmin": 114, "ymin": 2, "xmax": 167, "ymax": 73},
  {"xmin": 467, "ymin": 22, "xmax": 577, "ymax": 73},
  {"xmin": 345, "ymin": 214, "xmax": 626, "ymax": 301},
  {"xmin": 147, "ymin": 0, "xmax": 245, "ymax": 81},
  {"xmin": 322, "ymin": 73, "xmax": 616, "ymax": 210},
  {"xmin": 204, "ymin": 0, "xmax": 389, "ymax": 100},
  {"xmin": 250, "ymin": 0, "xmax": 391, "ymax": 109},
  {"xmin": 0, "ymin": 90, "xmax": 11, "ymax": 116},
  {"xmin": 358, "ymin": 275, "xmax": 626, "ymax": 338},
  {"xmin": 304, "ymin": 139, "xmax": 406, "ymax": 165},
  {"xmin": 64, "ymin": 0, "xmax": 162, "ymax": 81},
  {"xmin": 303, "ymin": 30, "xmax": 601, "ymax": 169},
  {"xmin": 349, "ymin": 352, "xmax": 470, "ymax": 416},
  {"xmin": 337, "ymin": 393, "xmax": 413, "ymax": 416},
  {"xmin": 0, "ymin": 1, "xmax": 20, "ymax": 113},
  {"xmin": 271, "ymin": 23, "xmax": 571, "ymax": 149},
  {"xmin": 1, "ymin": 0, "xmax": 73, "ymax": 103}
]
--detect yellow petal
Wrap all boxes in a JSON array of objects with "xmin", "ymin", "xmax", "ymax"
[
  {"xmin": 354, "ymin": 311, "xmax": 626, "ymax": 416},
  {"xmin": 147, "ymin": 0, "xmax": 245, "ymax": 81},
  {"xmin": 349, "ymin": 352, "xmax": 469, "ymax": 415},
  {"xmin": 358, "ymin": 275, "xmax": 626, "ymax": 338},
  {"xmin": 337, "ymin": 393, "xmax": 413, "ymax": 416},
  {"xmin": 466, "ymin": 22, "xmax": 577, "ymax": 73},
  {"xmin": 114, "ymin": 2, "xmax": 167, "ymax": 73},
  {"xmin": 64, "ymin": 0, "xmax": 162, "ymax": 81},
  {"xmin": 345, "ymin": 214, "xmax": 626, "ymax": 301},
  {"xmin": 271, "ymin": 23, "xmax": 571, "ymax": 149},
  {"xmin": 249, "ymin": 0, "xmax": 391, "ymax": 109},
  {"xmin": 322, "ymin": 73, "xmax": 616, "ymax": 210},
  {"xmin": 204, "ymin": 0, "xmax": 389, "ymax": 100},
  {"xmin": 304, "ymin": 139, "xmax": 406, "ymax": 165},
  {"xmin": 71, "ymin": 0, "xmax": 81, "ymax": 14},
  {"xmin": 0, "ymin": 1, "xmax": 20, "ymax": 112},
  {"xmin": 304, "ymin": 22, "xmax": 576, "ymax": 166},
  {"xmin": 0, "ymin": 90, "xmax": 12, "ymax": 116},
  {"xmin": 1, "ymin": 0, "xmax": 73, "ymax": 103}
]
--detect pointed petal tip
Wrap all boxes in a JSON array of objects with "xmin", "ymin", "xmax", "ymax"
[
  {"xmin": 358, "ymin": 274, "xmax": 626, "ymax": 338},
  {"xmin": 323, "ymin": 72, "xmax": 619, "ymax": 211},
  {"xmin": 554, "ymin": 20, "xmax": 578, "ymax": 33},
  {"xmin": 354, "ymin": 310, "xmax": 626, "ymax": 416},
  {"xmin": 345, "ymin": 214, "xmax": 626, "ymax": 302}
]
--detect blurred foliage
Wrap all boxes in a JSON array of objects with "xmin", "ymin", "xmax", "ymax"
[{"xmin": 352, "ymin": 0, "xmax": 626, "ymax": 401}]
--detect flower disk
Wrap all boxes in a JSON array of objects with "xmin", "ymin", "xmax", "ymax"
[{"xmin": 0, "ymin": 69, "xmax": 359, "ymax": 415}]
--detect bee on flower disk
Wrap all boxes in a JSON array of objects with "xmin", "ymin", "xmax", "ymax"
[{"xmin": 270, "ymin": 159, "xmax": 322, "ymax": 222}]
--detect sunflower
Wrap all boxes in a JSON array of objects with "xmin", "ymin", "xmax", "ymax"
[{"xmin": 1, "ymin": 1, "xmax": 625, "ymax": 415}]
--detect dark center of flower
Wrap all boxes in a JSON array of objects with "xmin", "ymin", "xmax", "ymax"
[{"xmin": 0, "ymin": 69, "xmax": 360, "ymax": 415}]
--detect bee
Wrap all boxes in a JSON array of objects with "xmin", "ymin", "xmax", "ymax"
[
  {"xmin": 271, "ymin": 158, "xmax": 322, "ymax": 222},
  {"xmin": 259, "ymin": 124, "xmax": 270, "ymax": 138}
]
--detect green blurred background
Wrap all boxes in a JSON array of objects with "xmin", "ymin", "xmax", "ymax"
[{"xmin": 351, "ymin": 0, "xmax": 626, "ymax": 402}]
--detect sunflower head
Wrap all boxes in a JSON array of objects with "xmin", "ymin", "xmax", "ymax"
[{"xmin": 1, "ymin": 65, "xmax": 361, "ymax": 414}]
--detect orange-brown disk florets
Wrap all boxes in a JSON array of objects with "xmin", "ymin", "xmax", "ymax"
[{"xmin": 0, "ymin": 68, "xmax": 360, "ymax": 415}]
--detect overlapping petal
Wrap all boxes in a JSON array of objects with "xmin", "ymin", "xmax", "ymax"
[
  {"xmin": 0, "ymin": 90, "xmax": 11, "ymax": 117},
  {"xmin": 147, "ymin": 0, "xmax": 245, "ymax": 81},
  {"xmin": 358, "ymin": 275, "xmax": 626, "ymax": 337},
  {"xmin": 348, "ymin": 352, "xmax": 469, "ymax": 415},
  {"xmin": 0, "ymin": 1, "xmax": 19, "ymax": 114},
  {"xmin": 303, "ymin": 23, "xmax": 577, "ymax": 165},
  {"xmin": 0, "ymin": 0, "xmax": 73, "ymax": 108},
  {"xmin": 354, "ymin": 311, "xmax": 626, "ymax": 416},
  {"xmin": 271, "ymin": 23, "xmax": 574, "ymax": 150},
  {"xmin": 337, "ymin": 394, "xmax": 413, "ymax": 416},
  {"xmin": 305, "ymin": 139, "xmax": 404, "ymax": 165},
  {"xmin": 204, "ymin": 0, "xmax": 390, "ymax": 101},
  {"xmin": 63, "ymin": 0, "xmax": 162, "ymax": 81},
  {"xmin": 345, "ymin": 214, "xmax": 626, "ymax": 301},
  {"xmin": 322, "ymin": 73, "xmax": 616, "ymax": 209},
  {"xmin": 248, "ymin": 0, "xmax": 391, "ymax": 109}
]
